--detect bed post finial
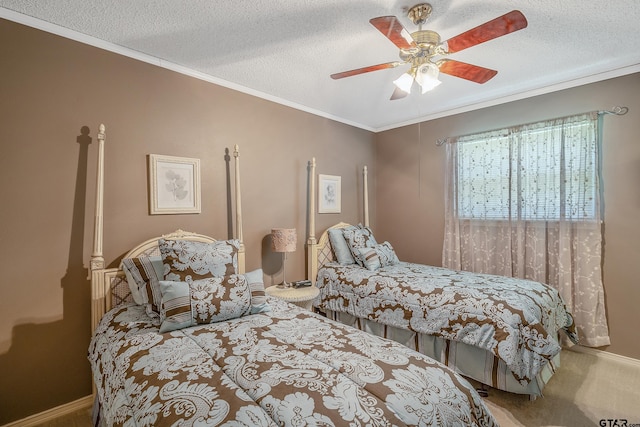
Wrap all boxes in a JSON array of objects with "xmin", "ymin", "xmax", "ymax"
[
  {"xmin": 363, "ymin": 165, "xmax": 369, "ymax": 228},
  {"xmin": 91, "ymin": 124, "xmax": 106, "ymax": 271},
  {"xmin": 233, "ymin": 144, "xmax": 245, "ymax": 272}
]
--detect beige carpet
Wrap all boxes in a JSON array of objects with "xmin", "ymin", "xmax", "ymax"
[{"xmin": 481, "ymin": 348, "xmax": 640, "ymax": 427}]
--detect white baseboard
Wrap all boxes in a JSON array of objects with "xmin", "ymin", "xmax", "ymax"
[
  {"xmin": 567, "ymin": 345, "xmax": 640, "ymax": 369},
  {"xmin": 1, "ymin": 395, "xmax": 93, "ymax": 427}
]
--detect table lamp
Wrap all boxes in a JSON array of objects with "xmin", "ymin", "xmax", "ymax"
[{"xmin": 271, "ymin": 228, "xmax": 297, "ymax": 288}]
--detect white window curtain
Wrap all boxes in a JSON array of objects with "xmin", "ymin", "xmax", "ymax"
[{"xmin": 443, "ymin": 112, "xmax": 610, "ymax": 347}]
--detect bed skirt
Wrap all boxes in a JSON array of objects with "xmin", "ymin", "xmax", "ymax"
[{"xmin": 324, "ymin": 309, "xmax": 560, "ymax": 397}]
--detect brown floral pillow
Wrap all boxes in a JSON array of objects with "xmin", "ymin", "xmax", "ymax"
[
  {"xmin": 158, "ymin": 269, "xmax": 270, "ymax": 333},
  {"xmin": 159, "ymin": 239, "xmax": 240, "ymax": 282},
  {"xmin": 342, "ymin": 225, "xmax": 378, "ymax": 267}
]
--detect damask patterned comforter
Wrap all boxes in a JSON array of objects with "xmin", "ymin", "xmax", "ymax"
[
  {"xmin": 89, "ymin": 297, "xmax": 497, "ymax": 426},
  {"xmin": 315, "ymin": 262, "xmax": 578, "ymax": 386}
]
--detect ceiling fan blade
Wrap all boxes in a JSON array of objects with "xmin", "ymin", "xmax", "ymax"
[
  {"xmin": 331, "ymin": 61, "xmax": 402, "ymax": 79},
  {"xmin": 444, "ymin": 10, "xmax": 527, "ymax": 54},
  {"xmin": 369, "ymin": 16, "xmax": 417, "ymax": 50},
  {"xmin": 439, "ymin": 59, "xmax": 498, "ymax": 84}
]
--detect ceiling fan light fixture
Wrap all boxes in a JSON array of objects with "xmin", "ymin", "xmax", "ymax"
[
  {"xmin": 415, "ymin": 63, "xmax": 441, "ymax": 93},
  {"xmin": 393, "ymin": 70, "xmax": 415, "ymax": 94},
  {"xmin": 330, "ymin": 5, "xmax": 528, "ymax": 100}
]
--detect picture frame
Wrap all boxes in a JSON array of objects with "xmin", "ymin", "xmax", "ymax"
[
  {"xmin": 318, "ymin": 174, "xmax": 341, "ymax": 214},
  {"xmin": 148, "ymin": 154, "xmax": 201, "ymax": 215}
]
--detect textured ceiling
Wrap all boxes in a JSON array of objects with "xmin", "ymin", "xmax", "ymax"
[{"xmin": 2, "ymin": 1, "xmax": 639, "ymax": 131}]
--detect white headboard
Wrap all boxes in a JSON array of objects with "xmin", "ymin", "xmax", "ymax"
[
  {"xmin": 89, "ymin": 125, "xmax": 245, "ymax": 332},
  {"xmin": 305, "ymin": 158, "xmax": 369, "ymax": 285}
]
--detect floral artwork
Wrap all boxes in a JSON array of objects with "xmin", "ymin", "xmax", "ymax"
[
  {"xmin": 164, "ymin": 169, "xmax": 188, "ymax": 202},
  {"xmin": 149, "ymin": 154, "xmax": 201, "ymax": 214}
]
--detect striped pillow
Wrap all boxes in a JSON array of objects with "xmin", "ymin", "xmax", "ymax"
[
  {"xmin": 158, "ymin": 269, "xmax": 270, "ymax": 333},
  {"xmin": 244, "ymin": 269, "xmax": 270, "ymax": 314},
  {"xmin": 122, "ymin": 256, "xmax": 164, "ymax": 318},
  {"xmin": 357, "ymin": 241, "xmax": 400, "ymax": 271}
]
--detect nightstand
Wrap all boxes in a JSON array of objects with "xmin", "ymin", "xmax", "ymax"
[{"xmin": 265, "ymin": 284, "xmax": 320, "ymax": 311}]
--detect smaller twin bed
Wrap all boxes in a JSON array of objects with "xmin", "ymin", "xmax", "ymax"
[
  {"xmin": 305, "ymin": 160, "xmax": 577, "ymax": 398},
  {"xmin": 88, "ymin": 126, "xmax": 497, "ymax": 426}
]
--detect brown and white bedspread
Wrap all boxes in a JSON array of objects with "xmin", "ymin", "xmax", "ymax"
[
  {"xmin": 89, "ymin": 297, "xmax": 497, "ymax": 426},
  {"xmin": 315, "ymin": 262, "xmax": 578, "ymax": 386}
]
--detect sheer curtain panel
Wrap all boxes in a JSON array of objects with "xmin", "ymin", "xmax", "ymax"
[{"xmin": 443, "ymin": 113, "xmax": 610, "ymax": 347}]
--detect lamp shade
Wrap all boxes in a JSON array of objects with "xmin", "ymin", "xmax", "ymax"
[
  {"xmin": 271, "ymin": 228, "xmax": 297, "ymax": 253},
  {"xmin": 393, "ymin": 71, "xmax": 414, "ymax": 94},
  {"xmin": 415, "ymin": 63, "xmax": 441, "ymax": 94}
]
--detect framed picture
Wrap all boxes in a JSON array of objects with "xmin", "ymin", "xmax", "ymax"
[
  {"xmin": 318, "ymin": 174, "xmax": 341, "ymax": 214},
  {"xmin": 148, "ymin": 154, "xmax": 201, "ymax": 215}
]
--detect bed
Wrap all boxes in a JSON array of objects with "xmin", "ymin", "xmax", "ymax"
[
  {"xmin": 87, "ymin": 126, "xmax": 498, "ymax": 426},
  {"xmin": 305, "ymin": 159, "xmax": 578, "ymax": 398}
]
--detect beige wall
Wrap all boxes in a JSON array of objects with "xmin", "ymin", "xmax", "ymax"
[
  {"xmin": 0, "ymin": 19, "xmax": 375, "ymax": 424},
  {"xmin": 376, "ymin": 72, "xmax": 640, "ymax": 361},
  {"xmin": 2, "ymin": 14, "xmax": 639, "ymax": 424}
]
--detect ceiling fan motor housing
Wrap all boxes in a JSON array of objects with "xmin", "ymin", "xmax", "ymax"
[
  {"xmin": 399, "ymin": 30, "xmax": 442, "ymax": 63},
  {"xmin": 412, "ymin": 30, "xmax": 441, "ymax": 47}
]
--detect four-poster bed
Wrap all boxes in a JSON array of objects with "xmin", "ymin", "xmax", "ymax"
[
  {"xmin": 87, "ymin": 125, "xmax": 498, "ymax": 426},
  {"xmin": 306, "ymin": 158, "xmax": 577, "ymax": 398}
]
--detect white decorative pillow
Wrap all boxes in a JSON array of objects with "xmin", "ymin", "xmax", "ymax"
[
  {"xmin": 121, "ymin": 256, "xmax": 164, "ymax": 317},
  {"xmin": 159, "ymin": 238, "xmax": 240, "ymax": 282},
  {"xmin": 357, "ymin": 241, "xmax": 400, "ymax": 271},
  {"xmin": 342, "ymin": 225, "xmax": 378, "ymax": 266},
  {"xmin": 158, "ymin": 269, "xmax": 270, "ymax": 333},
  {"xmin": 328, "ymin": 227, "xmax": 356, "ymax": 265}
]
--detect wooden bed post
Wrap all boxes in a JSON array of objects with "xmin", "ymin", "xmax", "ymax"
[
  {"xmin": 363, "ymin": 165, "xmax": 369, "ymax": 228},
  {"xmin": 233, "ymin": 144, "xmax": 245, "ymax": 273},
  {"xmin": 91, "ymin": 124, "xmax": 106, "ymax": 331},
  {"xmin": 307, "ymin": 158, "xmax": 317, "ymax": 284}
]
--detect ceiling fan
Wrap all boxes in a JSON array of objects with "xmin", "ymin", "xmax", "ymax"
[{"xmin": 330, "ymin": 3, "xmax": 528, "ymax": 100}]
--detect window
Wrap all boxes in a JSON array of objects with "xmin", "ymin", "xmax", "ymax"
[
  {"xmin": 455, "ymin": 115, "xmax": 598, "ymax": 221},
  {"xmin": 443, "ymin": 112, "xmax": 610, "ymax": 347}
]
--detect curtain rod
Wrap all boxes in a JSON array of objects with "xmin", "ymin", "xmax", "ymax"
[
  {"xmin": 435, "ymin": 106, "xmax": 629, "ymax": 146},
  {"xmin": 600, "ymin": 106, "xmax": 629, "ymax": 116}
]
